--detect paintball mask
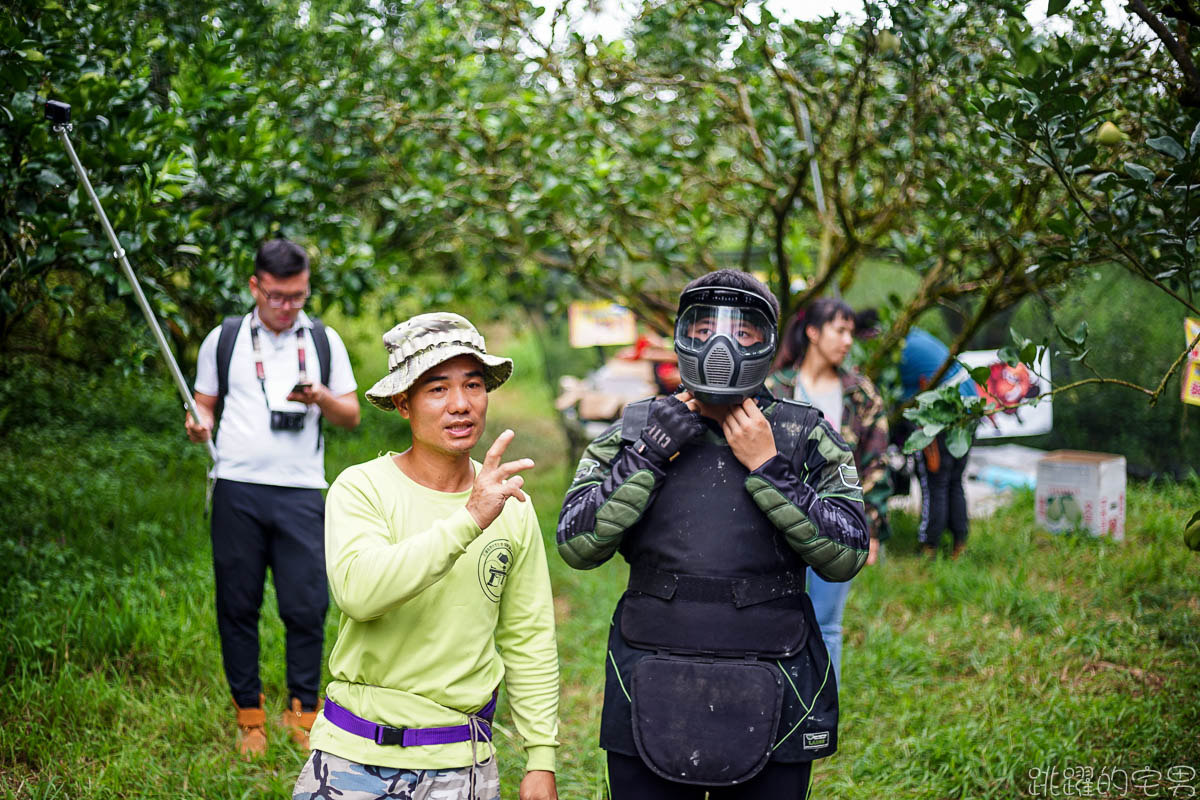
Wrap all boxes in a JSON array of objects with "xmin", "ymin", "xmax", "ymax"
[{"xmin": 674, "ymin": 286, "xmax": 778, "ymax": 404}]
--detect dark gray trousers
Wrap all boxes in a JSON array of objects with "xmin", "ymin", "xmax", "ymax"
[
  {"xmin": 210, "ymin": 479, "xmax": 328, "ymax": 709},
  {"xmin": 915, "ymin": 433, "xmax": 970, "ymax": 548}
]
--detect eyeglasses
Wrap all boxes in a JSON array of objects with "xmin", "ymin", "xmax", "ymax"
[{"xmin": 260, "ymin": 289, "xmax": 310, "ymax": 309}]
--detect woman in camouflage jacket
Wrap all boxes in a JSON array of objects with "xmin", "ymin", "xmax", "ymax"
[{"xmin": 766, "ymin": 298, "xmax": 891, "ymax": 684}]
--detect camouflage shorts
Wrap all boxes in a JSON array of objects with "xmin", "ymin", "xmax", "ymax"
[{"xmin": 293, "ymin": 750, "xmax": 500, "ymax": 800}]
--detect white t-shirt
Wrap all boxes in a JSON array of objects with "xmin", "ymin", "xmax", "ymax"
[
  {"xmin": 795, "ymin": 378, "xmax": 844, "ymax": 433},
  {"xmin": 194, "ymin": 310, "xmax": 357, "ymax": 489}
]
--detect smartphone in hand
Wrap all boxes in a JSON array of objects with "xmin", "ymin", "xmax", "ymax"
[{"xmin": 288, "ymin": 382, "xmax": 314, "ymax": 404}]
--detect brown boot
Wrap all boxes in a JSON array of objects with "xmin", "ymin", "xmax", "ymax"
[
  {"xmin": 281, "ymin": 697, "xmax": 322, "ymax": 750},
  {"xmin": 234, "ymin": 695, "xmax": 267, "ymax": 759},
  {"xmin": 952, "ymin": 542, "xmax": 967, "ymax": 560}
]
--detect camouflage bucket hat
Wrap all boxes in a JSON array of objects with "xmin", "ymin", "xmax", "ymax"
[{"xmin": 365, "ymin": 312, "xmax": 513, "ymax": 411}]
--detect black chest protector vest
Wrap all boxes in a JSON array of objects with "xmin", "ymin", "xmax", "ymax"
[{"xmin": 599, "ymin": 396, "xmax": 840, "ymax": 785}]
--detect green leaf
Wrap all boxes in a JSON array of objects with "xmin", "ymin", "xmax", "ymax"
[
  {"xmin": 969, "ymin": 365, "xmax": 991, "ymax": 384},
  {"xmin": 1072, "ymin": 44, "xmax": 1100, "ymax": 70},
  {"xmin": 1047, "ymin": 0, "xmax": 1070, "ymax": 15},
  {"xmin": 987, "ymin": 97, "xmax": 1013, "ymax": 122},
  {"xmin": 1146, "ymin": 135, "xmax": 1186, "ymax": 161},
  {"xmin": 998, "ymin": 345, "xmax": 1020, "ymax": 367},
  {"xmin": 1073, "ymin": 320, "xmax": 1088, "ymax": 345},
  {"xmin": 1069, "ymin": 144, "xmax": 1098, "ymax": 168},
  {"xmin": 946, "ymin": 426, "xmax": 972, "ymax": 458},
  {"xmin": 1124, "ymin": 162, "xmax": 1156, "ymax": 184},
  {"xmin": 1055, "ymin": 320, "xmax": 1087, "ymax": 349},
  {"xmin": 903, "ymin": 428, "xmax": 936, "ymax": 454},
  {"xmin": 1190, "ymin": 120, "xmax": 1200, "ymax": 157}
]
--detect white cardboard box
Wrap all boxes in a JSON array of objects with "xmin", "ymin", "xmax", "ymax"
[{"xmin": 1035, "ymin": 451, "xmax": 1126, "ymax": 540}]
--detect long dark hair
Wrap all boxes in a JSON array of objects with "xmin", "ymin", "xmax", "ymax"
[{"xmin": 774, "ymin": 297, "xmax": 855, "ymax": 370}]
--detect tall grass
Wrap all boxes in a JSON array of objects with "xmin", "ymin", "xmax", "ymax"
[{"xmin": 2, "ymin": 324, "xmax": 1198, "ymax": 799}]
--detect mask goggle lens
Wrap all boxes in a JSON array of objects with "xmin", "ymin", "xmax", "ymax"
[{"xmin": 675, "ymin": 305, "xmax": 775, "ymax": 356}]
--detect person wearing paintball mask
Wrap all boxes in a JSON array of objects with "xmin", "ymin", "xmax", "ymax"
[{"xmin": 556, "ymin": 269, "xmax": 869, "ymax": 799}]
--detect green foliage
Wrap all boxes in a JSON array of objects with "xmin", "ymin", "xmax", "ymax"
[
  {"xmin": 1008, "ymin": 270, "xmax": 1200, "ymax": 477},
  {"xmin": 1, "ymin": 0, "xmax": 383, "ymax": 362},
  {"xmin": 890, "ymin": 1, "xmax": 1200, "ymax": 444},
  {"xmin": 901, "ymin": 382, "xmax": 990, "ymax": 457},
  {"xmin": 6, "ymin": 0, "xmax": 1200, "ymax": 449},
  {"xmin": 976, "ymin": 18, "xmax": 1200, "ymax": 318}
]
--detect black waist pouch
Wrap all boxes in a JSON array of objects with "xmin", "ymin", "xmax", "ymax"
[{"xmin": 630, "ymin": 655, "xmax": 783, "ymax": 786}]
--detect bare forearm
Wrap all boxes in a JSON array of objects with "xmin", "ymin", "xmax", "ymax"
[{"xmin": 319, "ymin": 390, "xmax": 360, "ymax": 429}]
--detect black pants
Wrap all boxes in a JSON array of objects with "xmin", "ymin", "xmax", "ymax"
[
  {"xmin": 915, "ymin": 433, "xmax": 970, "ymax": 548},
  {"xmin": 210, "ymin": 479, "xmax": 328, "ymax": 709},
  {"xmin": 607, "ymin": 752, "xmax": 811, "ymax": 800}
]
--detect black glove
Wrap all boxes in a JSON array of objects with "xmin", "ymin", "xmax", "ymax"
[{"xmin": 632, "ymin": 395, "xmax": 704, "ymax": 466}]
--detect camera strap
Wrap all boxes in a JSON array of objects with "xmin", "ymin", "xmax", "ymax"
[{"xmin": 248, "ymin": 320, "xmax": 308, "ymax": 412}]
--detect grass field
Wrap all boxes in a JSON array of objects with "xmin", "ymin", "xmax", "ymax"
[{"xmin": 2, "ymin": 325, "xmax": 1198, "ymax": 799}]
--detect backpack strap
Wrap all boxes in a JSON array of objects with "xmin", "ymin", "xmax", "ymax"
[
  {"xmin": 309, "ymin": 317, "xmax": 331, "ymax": 388},
  {"xmin": 213, "ymin": 314, "xmax": 247, "ymax": 431},
  {"xmin": 619, "ymin": 398, "xmax": 655, "ymax": 444},
  {"xmin": 308, "ymin": 318, "xmax": 332, "ymax": 452}
]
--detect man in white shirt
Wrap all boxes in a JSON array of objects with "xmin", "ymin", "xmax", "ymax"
[{"xmin": 185, "ymin": 237, "xmax": 360, "ymax": 757}]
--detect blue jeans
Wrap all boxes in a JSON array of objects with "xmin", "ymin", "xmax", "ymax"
[{"xmin": 806, "ymin": 568, "xmax": 853, "ymax": 687}]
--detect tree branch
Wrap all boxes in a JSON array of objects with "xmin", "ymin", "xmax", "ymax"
[{"xmin": 1127, "ymin": 0, "xmax": 1200, "ymax": 107}]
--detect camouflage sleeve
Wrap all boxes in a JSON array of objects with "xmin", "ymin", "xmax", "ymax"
[
  {"xmin": 854, "ymin": 381, "xmax": 892, "ymax": 539},
  {"xmin": 556, "ymin": 423, "xmax": 665, "ymax": 570},
  {"xmin": 743, "ymin": 420, "xmax": 870, "ymax": 582}
]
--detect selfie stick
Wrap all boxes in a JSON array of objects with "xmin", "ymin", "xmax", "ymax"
[{"xmin": 45, "ymin": 100, "xmax": 218, "ymax": 465}]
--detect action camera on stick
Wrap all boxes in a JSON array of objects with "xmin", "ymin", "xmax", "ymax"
[{"xmin": 44, "ymin": 100, "xmax": 71, "ymax": 125}]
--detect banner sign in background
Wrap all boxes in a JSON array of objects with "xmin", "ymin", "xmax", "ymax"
[
  {"xmin": 568, "ymin": 301, "xmax": 637, "ymax": 349},
  {"xmin": 958, "ymin": 349, "xmax": 1053, "ymax": 438},
  {"xmin": 1183, "ymin": 317, "xmax": 1200, "ymax": 407}
]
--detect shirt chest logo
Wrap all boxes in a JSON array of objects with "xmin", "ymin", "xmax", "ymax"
[{"xmin": 477, "ymin": 539, "xmax": 513, "ymax": 602}]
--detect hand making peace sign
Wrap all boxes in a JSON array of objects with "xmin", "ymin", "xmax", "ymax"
[{"xmin": 465, "ymin": 429, "xmax": 535, "ymax": 530}]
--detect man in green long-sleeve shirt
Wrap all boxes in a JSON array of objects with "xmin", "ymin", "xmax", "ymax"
[{"xmin": 293, "ymin": 313, "xmax": 559, "ymax": 800}]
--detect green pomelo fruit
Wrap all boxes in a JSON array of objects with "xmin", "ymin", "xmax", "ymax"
[{"xmin": 1096, "ymin": 121, "xmax": 1124, "ymax": 147}]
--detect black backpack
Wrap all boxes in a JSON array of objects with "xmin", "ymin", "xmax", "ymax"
[{"xmin": 212, "ymin": 314, "xmax": 332, "ymax": 438}]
